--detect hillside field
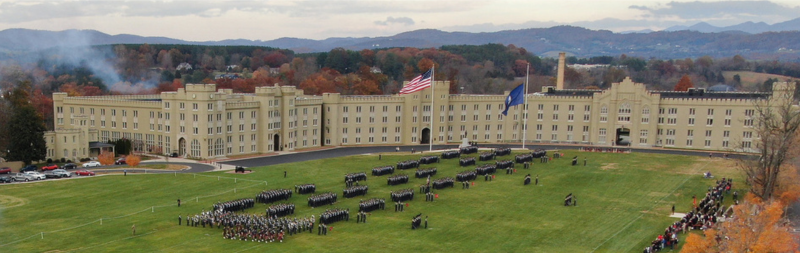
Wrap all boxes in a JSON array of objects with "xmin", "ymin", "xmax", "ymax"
[{"xmin": 0, "ymin": 150, "xmax": 741, "ymax": 252}]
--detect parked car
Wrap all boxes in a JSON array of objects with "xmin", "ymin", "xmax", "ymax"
[
  {"xmin": 0, "ymin": 176, "xmax": 13, "ymax": 183},
  {"xmin": 82, "ymin": 161, "xmax": 102, "ymax": 167},
  {"xmin": 41, "ymin": 164, "xmax": 59, "ymax": 171},
  {"xmin": 45, "ymin": 169, "xmax": 71, "ymax": 178},
  {"xmin": 61, "ymin": 163, "xmax": 78, "ymax": 170},
  {"xmin": 20, "ymin": 165, "xmax": 37, "ymax": 172},
  {"xmin": 115, "ymin": 158, "xmax": 126, "ymax": 165},
  {"xmin": 75, "ymin": 169, "xmax": 96, "ymax": 176},
  {"xmin": 24, "ymin": 171, "xmax": 46, "ymax": 180},
  {"xmin": 170, "ymin": 152, "xmax": 179, "ymax": 157},
  {"xmin": 0, "ymin": 167, "xmax": 11, "ymax": 174},
  {"xmin": 12, "ymin": 173, "xmax": 35, "ymax": 182}
]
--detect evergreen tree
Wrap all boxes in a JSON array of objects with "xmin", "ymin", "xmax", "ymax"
[{"xmin": 6, "ymin": 81, "xmax": 47, "ymax": 165}]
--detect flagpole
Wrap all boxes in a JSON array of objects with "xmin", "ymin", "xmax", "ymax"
[
  {"xmin": 522, "ymin": 63, "xmax": 529, "ymax": 149},
  {"xmin": 429, "ymin": 67, "xmax": 435, "ymax": 152}
]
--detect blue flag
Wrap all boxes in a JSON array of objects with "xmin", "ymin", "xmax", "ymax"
[{"xmin": 502, "ymin": 84, "xmax": 525, "ymax": 116}]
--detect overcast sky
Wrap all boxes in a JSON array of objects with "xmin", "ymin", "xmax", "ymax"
[{"xmin": 0, "ymin": 0, "xmax": 798, "ymax": 41}]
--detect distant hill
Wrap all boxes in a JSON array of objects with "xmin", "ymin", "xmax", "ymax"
[
  {"xmin": 2, "ymin": 24, "xmax": 800, "ymax": 60},
  {"xmin": 665, "ymin": 17, "xmax": 800, "ymax": 34}
]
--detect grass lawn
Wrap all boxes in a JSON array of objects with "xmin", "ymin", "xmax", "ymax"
[{"xmin": 0, "ymin": 150, "xmax": 742, "ymax": 252}]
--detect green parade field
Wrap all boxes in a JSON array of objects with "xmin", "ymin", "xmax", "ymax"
[{"xmin": 0, "ymin": 150, "xmax": 742, "ymax": 252}]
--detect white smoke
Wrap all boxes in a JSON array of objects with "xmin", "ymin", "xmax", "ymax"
[{"xmin": 4, "ymin": 29, "xmax": 157, "ymax": 94}]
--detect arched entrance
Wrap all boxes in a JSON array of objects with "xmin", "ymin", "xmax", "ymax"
[
  {"xmin": 615, "ymin": 128, "xmax": 630, "ymax": 146},
  {"xmin": 273, "ymin": 134, "xmax": 280, "ymax": 151},
  {"xmin": 178, "ymin": 137, "xmax": 186, "ymax": 156},
  {"xmin": 421, "ymin": 128, "xmax": 431, "ymax": 144}
]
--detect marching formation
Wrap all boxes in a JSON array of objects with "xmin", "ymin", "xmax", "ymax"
[
  {"xmin": 456, "ymin": 170, "xmax": 477, "ymax": 182},
  {"xmin": 344, "ymin": 172, "xmax": 367, "ymax": 183},
  {"xmin": 390, "ymin": 188, "xmax": 415, "ymax": 202},
  {"xmin": 218, "ymin": 211, "xmax": 316, "ymax": 243},
  {"xmin": 411, "ymin": 213, "xmax": 423, "ymax": 229},
  {"xmin": 371, "ymin": 166, "xmax": 395, "ymax": 176},
  {"xmin": 319, "ymin": 208, "xmax": 350, "ymax": 224},
  {"xmin": 494, "ymin": 148, "xmax": 512, "ymax": 157},
  {"xmin": 478, "ymin": 152, "xmax": 496, "ymax": 161},
  {"xmin": 419, "ymin": 156, "xmax": 440, "ymax": 164},
  {"xmin": 441, "ymin": 150, "xmax": 460, "ymax": 159},
  {"xmin": 415, "ymin": 168, "xmax": 437, "ymax": 178},
  {"xmin": 495, "ymin": 160, "xmax": 514, "ymax": 170},
  {"xmin": 358, "ymin": 198, "xmax": 386, "ymax": 212},
  {"xmin": 343, "ymin": 185, "xmax": 369, "ymax": 198},
  {"xmin": 308, "ymin": 192, "xmax": 338, "ymax": 207},
  {"xmin": 295, "ymin": 184, "xmax": 316, "ymax": 194},
  {"xmin": 387, "ymin": 174, "xmax": 409, "ymax": 186},
  {"xmin": 267, "ymin": 203, "xmax": 295, "ymax": 217},
  {"xmin": 256, "ymin": 189, "xmax": 293, "ymax": 204},
  {"xmin": 459, "ymin": 146, "xmax": 478, "ymax": 154},
  {"xmin": 214, "ymin": 199, "xmax": 255, "ymax": 213},
  {"xmin": 475, "ymin": 164, "xmax": 497, "ymax": 175},
  {"xmin": 397, "ymin": 160, "xmax": 420, "ymax": 170},
  {"xmin": 432, "ymin": 177, "xmax": 455, "ymax": 189},
  {"xmin": 459, "ymin": 157, "xmax": 476, "ymax": 167}
]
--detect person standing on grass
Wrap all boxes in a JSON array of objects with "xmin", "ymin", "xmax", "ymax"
[{"xmin": 132, "ymin": 224, "xmax": 136, "ymax": 235}]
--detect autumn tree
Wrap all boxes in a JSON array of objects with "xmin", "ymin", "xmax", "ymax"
[
  {"xmin": 682, "ymin": 229, "xmax": 718, "ymax": 253},
  {"xmin": 737, "ymin": 83, "xmax": 800, "ymax": 200},
  {"xmin": 98, "ymin": 151, "xmax": 115, "ymax": 165},
  {"xmin": 126, "ymin": 154, "xmax": 141, "ymax": 167},
  {"xmin": 674, "ymin": 75, "xmax": 694, "ymax": 91},
  {"xmin": 718, "ymin": 199, "xmax": 797, "ymax": 252}
]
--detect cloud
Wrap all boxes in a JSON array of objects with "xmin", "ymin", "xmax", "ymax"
[
  {"xmin": 0, "ymin": 0, "xmax": 482, "ymax": 23},
  {"xmin": 629, "ymin": 1, "xmax": 800, "ymax": 23},
  {"xmin": 374, "ymin": 16, "xmax": 415, "ymax": 26}
]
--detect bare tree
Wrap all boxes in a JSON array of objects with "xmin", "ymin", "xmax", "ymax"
[{"xmin": 738, "ymin": 82, "xmax": 800, "ymax": 200}]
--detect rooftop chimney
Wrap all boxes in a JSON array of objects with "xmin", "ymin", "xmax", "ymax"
[{"xmin": 557, "ymin": 52, "xmax": 565, "ymax": 90}]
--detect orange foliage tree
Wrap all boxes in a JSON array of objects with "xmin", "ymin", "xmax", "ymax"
[
  {"xmin": 682, "ymin": 229, "xmax": 718, "ymax": 253},
  {"xmin": 98, "ymin": 151, "xmax": 115, "ymax": 165},
  {"xmin": 126, "ymin": 154, "xmax": 141, "ymax": 167},
  {"xmin": 674, "ymin": 75, "xmax": 694, "ymax": 91},
  {"xmin": 682, "ymin": 196, "xmax": 799, "ymax": 252}
]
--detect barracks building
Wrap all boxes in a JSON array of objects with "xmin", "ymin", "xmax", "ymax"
[{"xmin": 44, "ymin": 58, "xmax": 794, "ymax": 161}]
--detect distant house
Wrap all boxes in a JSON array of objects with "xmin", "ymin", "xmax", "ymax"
[
  {"xmin": 568, "ymin": 64, "xmax": 609, "ymax": 70},
  {"xmin": 370, "ymin": 67, "xmax": 382, "ymax": 74},
  {"xmin": 176, "ymin": 62, "xmax": 193, "ymax": 71},
  {"xmin": 214, "ymin": 74, "xmax": 241, "ymax": 80},
  {"xmin": 269, "ymin": 68, "xmax": 281, "ymax": 76},
  {"xmin": 226, "ymin": 65, "xmax": 239, "ymax": 72}
]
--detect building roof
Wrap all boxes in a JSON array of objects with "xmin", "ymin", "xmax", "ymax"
[
  {"xmin": 654, "ymin": 90, "xmax": 771, "ymax": 99},
  {"xmin": 708, "ymin": 84, "xmax": 737, "ymax": 92},
  {"xmin": 89, "ymin": 142, "xmax": 115, "ymax": 149},
  {"xmin": 540, "ymin": 89, "xmax": 600, "ymax": 97}
]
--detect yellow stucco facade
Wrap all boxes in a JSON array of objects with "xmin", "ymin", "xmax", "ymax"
[{"xmin": 45, "ymin": 78, "xmax": 791, "ymax": 160}]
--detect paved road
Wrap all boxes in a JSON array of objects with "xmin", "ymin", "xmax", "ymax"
[
  {"xmin": 221, "ymin": 144, "xmax": 753, "ymax": 168},
  {"xmin": 90, "ymin": 162, "xmax": 216, "ymax": 174}
]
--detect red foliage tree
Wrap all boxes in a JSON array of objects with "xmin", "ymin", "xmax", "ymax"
[{"xmin": 674, "ymin": 75, "xmax": 694, "ymax": 91}]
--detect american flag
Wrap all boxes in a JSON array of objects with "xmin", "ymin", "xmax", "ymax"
[{"xmin": 399, "ymin": 69, "xmax": 432, "ymax": 94}]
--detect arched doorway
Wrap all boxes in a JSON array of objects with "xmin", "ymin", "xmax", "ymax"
[
  {"xmin": 178, "ymin": 137, "xmax": 186, "ymax": 156},
  {"xmin": 273, "ymin": 134, "xmax": 280, "ymax": 151},
  {"xmin": 421, "ymin": 128, "xmax": 431, "ymax": 144},
  {"xmin": 615, "ymin": 128, "xmax": 630, "ymax": 146}
]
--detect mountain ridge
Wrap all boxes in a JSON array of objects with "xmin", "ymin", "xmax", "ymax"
[{"xmin": 2, "ymin": 20, "xmax": 800, "ymax": 59}]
